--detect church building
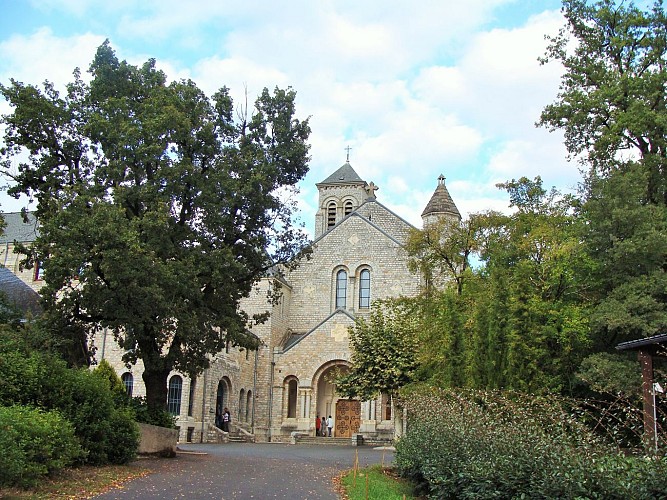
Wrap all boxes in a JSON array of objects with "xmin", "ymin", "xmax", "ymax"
[{"xmin": 0, "ymin": 161, "xmax": 460, "ymax": 443}]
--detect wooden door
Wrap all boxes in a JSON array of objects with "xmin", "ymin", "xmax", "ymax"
[{"xmin": 335, "ymin": 399, "xmax": 361, "ymax": 438}]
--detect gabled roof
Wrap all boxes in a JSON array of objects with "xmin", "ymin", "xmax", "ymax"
[
  {"xmin": 422, "ymin": 174, "xmax": 461, "ymax": 219},
  {"xmin": 0, "ymin": 212, "xmax": 39, "ymax": 244},
  {"xmin": 282, "ymin": 307, "xmax": 356, "ymax": 352},
  {"xmin": 316, "ymin": 162, "xmax": 366, "ymax": 186},
  {"xmin": 311, "ymin": 199, "xmax": 415, "ymax": 248}
]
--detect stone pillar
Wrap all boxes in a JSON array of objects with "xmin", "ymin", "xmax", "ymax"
[{"xmin": 300, "ymin": 388, "xmax": 312, "ymax": 419}]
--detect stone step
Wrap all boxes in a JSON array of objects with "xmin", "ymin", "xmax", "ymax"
[{"xmin": 296, "ymin": 436, "xmax": 353, "ymax": 446}]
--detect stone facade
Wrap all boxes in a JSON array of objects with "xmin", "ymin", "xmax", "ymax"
[{"xmin": 1, "ymin": 162, "xmax": 460, "ymax": 443}]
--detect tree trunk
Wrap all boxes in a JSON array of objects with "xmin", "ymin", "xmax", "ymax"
[{"xmin": 143, "ymin": 368, "xmax": 170, "ymax": 411}]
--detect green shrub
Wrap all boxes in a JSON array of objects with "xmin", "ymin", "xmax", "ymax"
[
  {"xmin": 130, "ymin": 396, "xmax": 176, "ymax": 428},
  {"xmin": 93, "ymin": 359, "xmax": 132, "ymax": 407},
  {"xmin": 0, "ymin": 405, "xmax": 83, "ymax": 488},
  {"xmin": 396, "ymin": 387, "xmax": 667, "ymax": 499},
  {"xmin": 0, "ymin": 330, "xmax": 139, "ymax": 465}
]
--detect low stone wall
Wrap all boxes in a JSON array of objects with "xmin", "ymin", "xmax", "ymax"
[{"xmin": 138, "ymin": 423, "xmax": 179, "ymax": 457}]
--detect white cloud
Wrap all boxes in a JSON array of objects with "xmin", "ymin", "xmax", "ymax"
[{"xmin": 0, "ymin": 29, "xmax": 105, "ymax": 87}]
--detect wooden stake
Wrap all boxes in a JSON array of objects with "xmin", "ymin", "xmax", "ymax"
[{"xmin": 365, "ymin": 472, "xmax": 369, "ymax": 500}]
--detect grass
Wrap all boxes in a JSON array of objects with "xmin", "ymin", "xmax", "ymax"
[
  {"xmin": 338, "ymin": 464, "xmax": 418, "ymax": 500},
  {"xmin": 0, "ymin": 463, "xmax": 149, "ymax": 499}
]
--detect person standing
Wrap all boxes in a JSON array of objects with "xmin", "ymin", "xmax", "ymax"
[
  {"xmin": 321, "ymin": 416, "xmax": 327, "ymax": 437},
  {"xmin": 222, "ymin": 407, "xmax": 231, "ymax": 432},
  {"xmin": 315, "ymin": 414, "xmax": 321, "ymax": 436},
  {"xmin": 327, "ymin": 415, "xmax": 334, "ymax": 437}
]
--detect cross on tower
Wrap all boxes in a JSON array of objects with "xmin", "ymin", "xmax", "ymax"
[{"xmin": 345, "ymin": 145, "xmax": 352, "ymax": 162}]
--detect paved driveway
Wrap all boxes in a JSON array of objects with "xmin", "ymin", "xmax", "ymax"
[{"xmin": 94, "ymin": 443, "xmax": 394, "ymax": 500}]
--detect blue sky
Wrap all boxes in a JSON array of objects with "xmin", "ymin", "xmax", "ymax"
[{"xmin": 0, "ymin": 0, "xmax": 573, "ymax": 235}]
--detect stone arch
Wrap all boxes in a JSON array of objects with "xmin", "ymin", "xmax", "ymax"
[
  {"xmin": 312, "ymin": 360, "xmax": 352, "ymax": 431},
  {"xmin": 283, "ymin": 375, "xmax": 299, "ymax": 419},
  {"xmin": 214, "ymin": 377, "xmax": 231, "ymax": 429},
  {"xmin": 342, "ymin": 196, "xmax": 356, "ymax": 216}
]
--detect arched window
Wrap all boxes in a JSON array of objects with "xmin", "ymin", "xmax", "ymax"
[
  {"xmin": 246, "ymin": 390, "xmax": 252, "ymax": 422},
  {"xmin": 344, "ymin": 200, "xmax": 354, "ymax": 216},
  {"xmin": 239, "ymin": 389, "xmax": 245, "ymax": 422},
  {"xmin": 121, "ymin": 372, "xmax": 133, "ymax": 397},
  {"xmin": 336, "ymin": 270, "xmax": 347, "ymax": 309},
  {"xmin": 167, "ymin": 375, "xmax": 183, "ymax": 415},
  {"xmin": 327, "ymin": 201, "xmax": 337, "ymax": 229},
  {"xmin": 287, "ymin": 379, "xmax": 298, "ymax": 418},
  {"xmin": 188, "ymin": 378, "xmax": 196, "ymax": 417},
  {"xmin": 359, "ymin": 269, "xmax": 370, "ymax": 308}
]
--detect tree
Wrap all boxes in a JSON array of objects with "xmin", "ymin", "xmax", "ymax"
[
  {"xmin": 539, "ymin": 0, "xmax": 667, "ymax": 348},
  {"xmin": 476, "ymin": 178, "xmax": 591, "ymax": 392},
  {"xmin": 406, "ymin": 216, "xmax": 480, "ymax": 296},
  {"xmin": 335, "ymin": 300, "xmax": 419, "ymax": 401},
  {"xmin": 406, "ymin": 178, "xmax": 590, "ymax": 393},
  {"xmin": 0, "ymin": 41, "xmax": 311, "ymax": 411}
]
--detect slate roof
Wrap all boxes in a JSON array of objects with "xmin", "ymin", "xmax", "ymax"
[
  {"xmin": 317, "ymin": 162, "xmax": 366, "ymax": 186},
  {"xmin": 0, "ymin": 212, "xmax": 39, "ymax": 244},
  {"xmin": 421, "ymin": 174, "xmax": 461, "ymax": 219},
  {"xmin": 0, "ymin": 267, "xmax": 41, "ymax": 318}
]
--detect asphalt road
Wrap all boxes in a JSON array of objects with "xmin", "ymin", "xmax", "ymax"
[{"xmin": 94, "ymin": 443, "xmax": 395, "ymax": 500}]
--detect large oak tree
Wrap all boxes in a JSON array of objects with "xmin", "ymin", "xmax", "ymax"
[
  {"xmin": 539, "ymin": 0, "xmax": 667, "ymax": 347},
  {"xmin": 0, "ymin": 41, "xmax": 311, "ymax": 410}
]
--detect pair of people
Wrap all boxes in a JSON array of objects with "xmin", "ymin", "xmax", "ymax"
[{"xmin": 317, "ymin": 415, "xmax": 334, "ymax": 436}]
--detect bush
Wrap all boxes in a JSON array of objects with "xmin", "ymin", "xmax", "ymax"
[
  {"xmin": 395, "ymin": 387, "xmax": 667, "ymax": 499},
  {"xmin": 130, "ymin": 396, "xmax": 176, "ymax": 428},
  {"xmin": 0, "ymin": 329, "xmax": 139, "ymax": 465},
  {"xmin": 0, "ymin": 405, "xmax": 83, "ymax": 488}
]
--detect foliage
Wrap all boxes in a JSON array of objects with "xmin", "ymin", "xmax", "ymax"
[
  {"xmin": 130, "ymin": 396, "xmax": 176, "ymax": 428},
  {"xmin": 576, "ymin": 352, "xmax": 643, "ymax": 397},
  {"xmin": 539, "ymin": 0, "xmax": 667, "ymax": 348},
  {"xmin": 340, "ymin": 465, "xmax": 417, "ymax": 500},
  {"xmin": 0, "ymin": 327, "xmax": 139, "ymax": 465},
  {"xmin": 405, "ymin": 177, "xmax": 591, "ymax": 393},
  {"xmin": 406, "ymin": 216, "xmax": 480, "ymax": 295},
  {"xmin": 0, "ymin": 40, "xmax": 311, "ymax": 410},
  {"xmin": 93, "ymin": 358, "xmax": 131, "ymax": 407},
  {"xmin": 0, "ymin": 405, "xmax": 83, "ymax": 488},
  {"xmin": 396, "ymin": 387, "xmax": 667, "ymax": 499},
  {"xmin": 335, "ymin": 300, "xmax": 419, "ymax": 400}
]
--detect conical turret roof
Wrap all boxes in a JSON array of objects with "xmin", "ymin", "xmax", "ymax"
[
  {"xmin": 317, "ymin": 162, "xmax": 365, "ymax": 186},
  {"xmin": 422, "ymin": 174, "xmax": 461, "ymax": 219}
]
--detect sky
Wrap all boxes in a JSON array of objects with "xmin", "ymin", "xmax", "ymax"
[{"xmin": 0, "ymin": 0, "xmax": 576, "ymax": 236}]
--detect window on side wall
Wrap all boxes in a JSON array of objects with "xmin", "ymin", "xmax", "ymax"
[
  {"xmin": 167, "ymin": 375, "xmax": 183, "ymax": 415},
  {"xmin": 121, "ymin": 372, "xmax": 134, "ymax": 397},
  {"xmin": 336, "ymin": 270, "xmax": 347, "ymax": 309},
  {"xmin": 359, "ymin": 269, "xmax": 370, "ymax": 308}
]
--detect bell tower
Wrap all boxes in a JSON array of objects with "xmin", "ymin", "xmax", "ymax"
[{"xmin": 314, "ymin": 161, "xmax": 371, "ymax": 237}]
